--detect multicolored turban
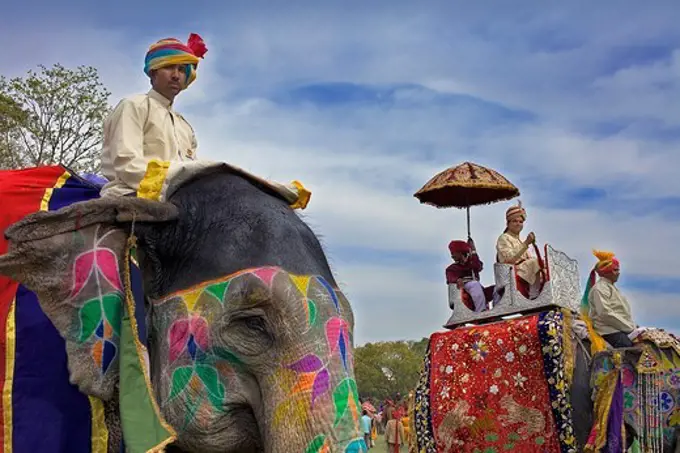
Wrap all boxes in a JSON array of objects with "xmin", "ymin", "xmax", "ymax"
[
  {"xmin": 505, "ymin": 200, "xmax": 526, "ymax": 223},
  {"xmin": 448, "ymin": 240, "xmax": 471, "ymax": 255},
  {"xmin": 144, "ymin": 33, "xmax": 208, "ymax": 88}
]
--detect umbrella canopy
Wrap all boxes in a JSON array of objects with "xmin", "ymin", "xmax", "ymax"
[
  {"xmin": 414, "ymin": 161, "xmax": 520, "ymax": 208},
  {"xmin": 414, "ymin": 162, "xmax": 520, "ymax": 238}
]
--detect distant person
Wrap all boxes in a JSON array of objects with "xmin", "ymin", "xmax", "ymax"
[
  {"xmin": 385, "ymin": 410, "xmax": 405, "ymax": 452},
  {"xmin": 361, "ymin": 410, "xmax": 372, "ymax": 449}
]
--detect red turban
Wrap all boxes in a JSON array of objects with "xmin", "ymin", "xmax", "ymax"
[{"xmin": 448, "ymin": 240, "xmax": 471, "ymax": 255}]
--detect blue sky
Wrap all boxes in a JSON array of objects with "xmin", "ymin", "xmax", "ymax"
[{"xmin": 2, "ymin": 1, "xmax": 679, "ymax": 342}]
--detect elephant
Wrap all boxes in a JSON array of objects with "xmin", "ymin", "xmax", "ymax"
[
  {"xmin": 0, "ymin": 168, "xmax": 365, "ymax": 453},
  {"xmin": 410, "ymin": 311, "xmax": 680, "ymax": 452}
]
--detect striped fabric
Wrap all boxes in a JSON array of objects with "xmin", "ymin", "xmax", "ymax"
[{"xmin": 0, "ymin": 166, "xmax": 106, "ymax": 453}]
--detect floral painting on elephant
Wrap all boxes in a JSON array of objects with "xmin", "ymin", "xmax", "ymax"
[
  {"xmin": 423, "ymin": 310, "xmax": 577, "ymax": 453},
  {"xmin": 152, "ymin": 266, "xmax": 366, "ymax": 452}
]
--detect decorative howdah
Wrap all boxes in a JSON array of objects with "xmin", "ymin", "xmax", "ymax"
[
  {"xmin": 416, "ymin": 310, "xmax": 577, "ymax": 453},
  {"xmin": 445, "ymin": 244, "xmax": 581, "ymax": 328}
]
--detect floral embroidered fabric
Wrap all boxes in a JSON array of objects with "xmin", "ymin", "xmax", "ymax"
[{"xmin": 417, "ymin": 310, "xmax": 576, "ymax": 453}]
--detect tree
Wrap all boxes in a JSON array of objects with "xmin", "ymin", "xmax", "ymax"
[
  {"xmin": 354, "ymin": 338, "xmax": 429, "ymax": 402},
  {"xmin": 0, "ymin": 64, "xmax": 111, "ymax": 172},
  {"xmin": 0, "ymin": 93, "xmax": 29, "ymax": 169}
]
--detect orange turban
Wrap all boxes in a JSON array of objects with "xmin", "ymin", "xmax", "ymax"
[
  {"xmin": 593, "ymin": 250, "xmax": 619, "ymax": 276},
  {"xmin": 506, "ymin": 201, "xmax": 526, "ymax": 223}
]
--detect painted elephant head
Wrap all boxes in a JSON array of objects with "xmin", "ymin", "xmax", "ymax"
[{"xmin": 0, "ymin": 170, "xmax": 364, "ymax": 453}]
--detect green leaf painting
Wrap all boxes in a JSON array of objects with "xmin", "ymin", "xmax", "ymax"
[{"xmin": 333, "ymin": 377, "xmax": 359, "ymax": 426}]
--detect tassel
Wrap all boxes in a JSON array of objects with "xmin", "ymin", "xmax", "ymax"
[
  {"xmin": 580, "ymin": 269, "xmax": 608, "ymax": 354},
  {"xmin": 187, "ymin": 33, "xmax": 208, "ymax": 58}
]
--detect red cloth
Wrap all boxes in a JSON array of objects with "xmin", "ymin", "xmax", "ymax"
[
  {"xmin": 429, "ymin": 315, "xmax": 561, "ymax": 452},
  {"xmin": 445, "ymin": 254, "xmax": 483, "ymax": 284},
  {"xmin": 0, "ymin": 165, "xmax": 67, "ymax": 446}
]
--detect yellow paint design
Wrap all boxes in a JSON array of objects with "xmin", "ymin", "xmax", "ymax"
[
  {"xmin": 88, "ymin": 396, "xmax": 109, "ymax": 453},
  {"xmin": 3, "ymin": 300, "xmax": 16, "ymax": 453},
  {"xmin": 273, "ymin": 394, "xmax": 310, "ymax": 429},
  {"xmin": 40, "ymin": 170, "xmax": 70, "ymax": 212},
  {"xmin": 289, "ymin": 275, "xmax": 310, "ymax": 297},
  {"xmin": 183, "ymin": 289, "xmax": 204, "ymax": 312}
]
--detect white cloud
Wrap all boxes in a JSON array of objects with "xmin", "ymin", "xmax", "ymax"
[{"xmin": 2, "ymin": 3, "xmax": 679, "ymax": 344}]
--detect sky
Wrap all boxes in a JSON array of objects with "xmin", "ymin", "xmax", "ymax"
[{"xmin": 2, "ymin": 1, "xmax": 679, "ymax": 344}]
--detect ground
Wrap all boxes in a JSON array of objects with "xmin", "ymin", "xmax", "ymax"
[{"xmin": 369, "ymin": 434, "xmax": 407, "ymax": 452}]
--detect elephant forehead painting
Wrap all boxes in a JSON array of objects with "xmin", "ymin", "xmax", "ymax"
[{"xmin": 152, "ymin": 266, "xmax": 364, "ymax": 452}]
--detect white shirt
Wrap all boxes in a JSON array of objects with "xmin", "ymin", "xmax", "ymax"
[{"xmin": 101, "ymin": 89, "xmax": 197, "ymax": 196}]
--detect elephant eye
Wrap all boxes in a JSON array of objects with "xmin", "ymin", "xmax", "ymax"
[{"xmin": 243, "ymin": 316, "xmax": 267, "ymax": 333}]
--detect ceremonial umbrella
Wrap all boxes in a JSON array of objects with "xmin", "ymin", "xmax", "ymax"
[{"xmin": 413, "ymin": 162, "xmax": 520, "ymax": 239}]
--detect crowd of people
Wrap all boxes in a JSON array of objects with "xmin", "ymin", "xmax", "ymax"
[
  {"xmin": 445, "ymin": 201, "xmax": 638, "ymax": 348},
  {"xmin": 360, "ymin": 396, "xmax": 411, "ymax": 451}
]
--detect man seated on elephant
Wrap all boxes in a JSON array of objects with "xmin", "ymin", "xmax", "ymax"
[
  {"xmin": 100, "ymin": 34, "xmax": 208, "ymax": 197},
  {"xmin": 446, "ymin": 238, "xmax": 487, "ymax": 312},
  {"xmin": 496, "ymin": 201, "xmax": 542, "ymax": 299},
  {"xmin": 585, "ymin": 250, "xmax": 636, "ymax": 348}
]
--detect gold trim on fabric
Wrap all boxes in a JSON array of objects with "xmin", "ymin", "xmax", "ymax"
[
  {"xmin": 124, "ymin": 236, "xmax": 178, "ymax": 450},
  {"xmin": 40, "ymin": 170, "xmax": 71, "ymax": 212},
  {"xmin": 584, "ymin": 352, "xmax": 622, "ymax": 453},
  {"xmin": 88, "ymin": 396, "xmax": 109, "ymax": 453},
  {"xmin": 2, "ymin": 300, "xmax": 16, "ymax": 453},
  {"xmin": 137, "ymin": 160, "xmax": 171, "ymax": 201},
  {"xmin": 562, "ymin": 309, "xmax": 575, "ymax": 387}
]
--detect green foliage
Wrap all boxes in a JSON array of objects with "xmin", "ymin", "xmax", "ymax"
[
  {"xmin": 0, "ymin": 64, "xmax": 111, "ymax": 172},
  {"xmin": 354, "ymin": 338, "xmax": 429, "ymax": 401}
]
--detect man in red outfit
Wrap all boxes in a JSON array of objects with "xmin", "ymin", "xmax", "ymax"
[{"xmin": 446, "ymin": 239, "xmax": 487, "ymax": 312}]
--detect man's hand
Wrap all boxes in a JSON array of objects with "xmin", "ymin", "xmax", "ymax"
[
  {"xmin": 524, "ymin": 232, "xmax": 536, "ymax": 246},
  {"xmin": 467, "ymin": 237, "xmax": 476, "ymax": 251}
]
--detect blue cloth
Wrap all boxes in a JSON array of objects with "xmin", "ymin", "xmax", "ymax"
[{"xmin": 361, "ymin": 414, "xmax": 372, "ymax": 434}]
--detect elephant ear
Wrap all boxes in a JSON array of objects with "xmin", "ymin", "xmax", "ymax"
[{"xmin": 0, "ymin": 196, "xmax": 177, "ymax": 401}]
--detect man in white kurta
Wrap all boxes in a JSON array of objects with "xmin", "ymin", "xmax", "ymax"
[
  {"xmin": 495, "ymin": 202, "xmax": 542, "ymax": 297},
  {"xmin": 101, "ymin": 89, "xmax": 198, "ymax": 196},
  {"xmin": 101, "ymin": 34, "xmax": 207, "ymax": 197},
  {"xmin": 586, "ymin": 250, "xmax": 635, "ymax": 348}
]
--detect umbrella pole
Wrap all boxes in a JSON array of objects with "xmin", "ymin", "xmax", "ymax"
[{"xmin": 466, "ymin": 206, "xmax": 471, "ymax": 240}]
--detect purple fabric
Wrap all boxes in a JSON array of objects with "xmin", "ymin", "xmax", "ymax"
[
  {"xmin": 13, "ymin": 285, "xmax": 92, "ymax": 452},
  {"xmin": 604, "ymin": 373, "xmax": 625, "ymax": 453},
  {"xmin": 82, "ymin": 173, "xmax": 109, "ymax": 187}
]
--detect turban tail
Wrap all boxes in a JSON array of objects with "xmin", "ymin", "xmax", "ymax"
[
  {"xmin": 144, "ymin": 33, "xmax": 208, "ymax": 88},
  {"xmin": 580, "ymin": 250, "xmax": 617, "ymax": 354},
  {"xmin": 506, "ymin": 200, "xmax": 526, "ymax": 223},
  {"xmin": 448, "ymin": 240, "xmax": 471, "ymax": 255}
]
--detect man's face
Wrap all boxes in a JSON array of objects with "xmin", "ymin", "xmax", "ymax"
[
  {"xmin": 451, "ymin": 251, "xmax": 469, "ymax": 263},
  {"xmin": 150, "ymin": 64, "xmax": 188, "ymax": 101},
  {"xmin": 507, "ymin": 217, "xmax": 524, "ymax": 234},
  {"xmin": 606, "ymin": 264, "xmax": 621, "ymax": 283}
]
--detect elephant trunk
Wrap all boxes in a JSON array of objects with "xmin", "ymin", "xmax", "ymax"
[{"xmin": 259, "ymin": 369, "xmax": 365, "ymax": 453}]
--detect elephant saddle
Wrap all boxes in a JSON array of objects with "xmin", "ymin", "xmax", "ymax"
[{"xmin": 414, "ymin": 310, "xmax": 577, "ymax": 453}]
